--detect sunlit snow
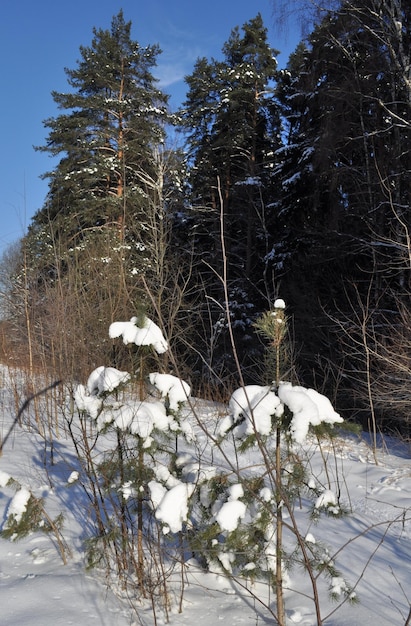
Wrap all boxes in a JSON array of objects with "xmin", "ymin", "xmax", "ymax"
[
  {"xmin": 5, "ymin": 487, "xmax": 31, "ymax": 524},
  {"xmin": 148, "ymin": 372, "xmax": 191, "ymax": 410},
  {"xmin": 86, "ymin": 366, "xmax": 130, "ymax": 395},
  {"xmin": 220, "ymin": 382, "xmax": 342, "ymax": 444},
  {"xmin": 154, "ymin": 482, "xmax": 195, "ymax": 533},
  {"xmin": 0, "ymin": 366, "xmax": 411, "ymax": 625},
  {"xmin": 109, "ymin": 316, "xmax": 169, "ymax": 353}
]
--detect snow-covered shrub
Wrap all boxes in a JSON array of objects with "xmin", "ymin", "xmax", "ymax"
[
  {"xmin": 0, "ymin": 481, "xmax": 65, "ymax": 557},
  {"xmin": 1, "ymin": 487, "xmax": 44, "ymax": 540},
  {"xmin": 144, "ymin": 300, "xmax": 356, "ymax": 623},
  {"xmin": 72, "ymin": 315, "xmax": 193, "ymax": 602},
  {"xmin": 71, "ymin": 307, "xmax": 356, "ymax": 622},
  {"xmin": 182, "ymin": 381, "xmax": 347, "ymax": 582}
]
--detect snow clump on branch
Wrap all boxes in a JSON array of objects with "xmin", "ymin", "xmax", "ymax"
[
  {"xmin": 87, "ymin": 366, "xmax": 130, "ymax": 395},
  {"xmin": 219, "ymin": 382, "xmax": 343, "ymax": 444},
  {"xmin": 278, "ymin": 383, "xmax": 343, "ymax": 444},
  {"xmin": 149, "ymin": 373, "xmax": 191, "ymax": 411},
  {"xmin": 109, "ymin": 316, "xmax": 168, "ymax": 353},
  {"xmin": 74, "ymin": 366, "xmax": 131, "ymax": 420},
  {"xmin": 221, "ymin": 385, "xmax": 283, "ymax": 437}
]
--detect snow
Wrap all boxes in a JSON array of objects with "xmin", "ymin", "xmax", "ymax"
[
  {"xmin": 225, "ymin": 384, "xmax": 282, "ymax": 437},
  {"xmin": 0, "ymin": 365, "xmax": 411, "ymax": 625},
  {"xmin": 73, "ymin": 384, "xmax": 102, "ymax": 419},
  {"xmin": 74, "ymin": 370, "xmax": 182, "ymax": 445},
  {"xmin": 148, "ymin": 372, "xmax": 191, "ymax": 411},
  {"xmin": 86, "ymin": 366, "xmax": 130, "ymax": 395},
  {"xmin": 67, "ymin": 471, "xmax": 79, "ymax": 484},
  {"xmin": 215, "ymin": 499, "xmax": 247, "ymax": 532},
  {"xmin": 234, "ymin": 176, "xmax": 262, "ymax": 186},
  {"xmin": 314, "ymin": 489, "xmax": 341, "ymax": 515},
  {"xmin": 154, "ymin": 482, "xmax": 195, "ymax": 533},
  {"xmin": 147, "ymin": 480, "xmax": 167, "ymax": 508},
  {"xmin": 278, "ymin": 382, "xmax": 343, "ymax": 444},
  {"xmin": 222, "ymin": 382, "xmax": 342, "ymax": 444},
  {"xmin": 114, "ymin": 399, "xmax": 168, "ymax": 434},
  {"xmin": 5, "ymin": 487, "xmax": 31, "ymax": 524},
  {"xmin": 109, "ymin": 316, "xmax": 169, "ymax": 353},
  {"xmin": 330, "ymin": 576, "xmax": 354, "ymax": 600},
  {"xmin": 214, "ymin": 483, "xmax": 247, "ymax": 533}
]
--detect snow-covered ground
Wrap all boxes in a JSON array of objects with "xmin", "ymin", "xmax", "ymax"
[{"xmin": 0, "ymin": 366, "xmax": 410, "ymax": 626}]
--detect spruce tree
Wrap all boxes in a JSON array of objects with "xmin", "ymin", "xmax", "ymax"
[
  {"xmin": 179, "ymin": 14, "xmax": 283, "ymax": 382},
  {"xmin": 275, "ymin": 0, "xmax": 411, "ymax": 423}
]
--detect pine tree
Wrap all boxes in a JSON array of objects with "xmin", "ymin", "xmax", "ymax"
[
  {"xmin": 10, "ymin": 12, "xmax": 177, "ymax": 380},
  {"xmin": 73, "ymin": 315, "xmax": 192, "ymax": 602},
  {"xmin": 34, "ymin": 9, "xmax": 168, "ymax": 263}
]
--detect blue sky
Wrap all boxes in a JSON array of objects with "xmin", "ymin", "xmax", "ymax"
[{"xmin": 0, "ymin": 0, "xmax": 301, "ymax": 254}]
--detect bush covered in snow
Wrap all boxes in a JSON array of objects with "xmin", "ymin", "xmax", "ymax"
[{"xmin": 72, "ymin": 307, "xmax": 356, "ymax": 622}]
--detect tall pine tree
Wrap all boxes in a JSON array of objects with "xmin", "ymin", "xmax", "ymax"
[
  {"xmin": 34, "ymin": 10, "xmax": 168, "ymax": 262},
  {"xmin": 13, "ymin": 12, "xmax": 173, "ymax": 380}
]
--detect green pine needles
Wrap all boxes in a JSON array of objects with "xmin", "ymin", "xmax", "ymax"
[{"xmin": 253, "ymin": 299, "xmax": 289, "ymax": 386}]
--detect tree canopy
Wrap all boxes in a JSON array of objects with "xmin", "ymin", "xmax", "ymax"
[
  {"xmin": 3, "ymin": 3, "xmax": 411, "ymax": 428},
  {"xmin": 178, "ymin": 14, "xmax": 283, "ymax": 380}
]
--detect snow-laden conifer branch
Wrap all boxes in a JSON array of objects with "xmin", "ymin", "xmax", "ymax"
[
  {"xmin": 218, "ymin": 382, "xmax": 343, "ymax": 444},
  {"xmin": 109, "ymin": 315, "xmax": 169, "ymax": 353}
]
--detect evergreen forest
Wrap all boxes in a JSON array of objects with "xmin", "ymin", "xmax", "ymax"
[{"xmin": 2, "ymin": 0, "xmax": 411, "ymax": 438}]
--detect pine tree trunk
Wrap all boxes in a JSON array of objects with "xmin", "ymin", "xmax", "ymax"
[
  {"xmin": 137, "ymin": 436, "xmax": 145, "ymax": 595},
  {"xmin": 275, "ymin": 424, "xmax": 286, "ymax": 626},
  {"xmin": 117, "ymin": 429, "xmax": 129, "ymax": 577}
]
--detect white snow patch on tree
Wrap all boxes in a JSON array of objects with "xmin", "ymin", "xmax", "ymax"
[
  {"xmin": 278, "ymin": 382, "xmax": 343, "ymax": 444},
  {"xmin": 74, "ymin": 384, "xmax": 103, "ymax": 419},
  {"xmin": 228, "ymin": 385, "xmax": 282, "ymax": 437},
  {"xmin": 220, "ymin": 382, "xmax": 342, "ymax": 442},
  {"xmin": 107, "ymin": 400, "xmax": 171, "ymax": 443},
  {"xmin": 216, "ymin": 500, "xmax": 247, "ymax": 532},
  {"xmin": 274, "ymin": 298, "xmax": 286, "ymax": 309},
  {"xmin": 227, "ymin": 483, "xmax": 244, "ymax": 501},
  {"xmin": 154, "ymin": 464, "xmax": 181, "ymax": 489},
  {"xmin": 315, "ymin": 489, "xmax": 340, "ymax": 515},
  {"xmin": 86, "ymin": 366, "xmax": 130, "ymax": 395},
  {"xmin": 330, "ymin": 576, "xmax": 355, "ymax": 600},
  {"xmin": 120, "ymin": 481, "xmax": 137, "ymax": 501},
  {"xmin": 5, "ymin": 487, "xmax": 31, "ymax": 524},
  {"xmin": 259, "ymin": 487, "xmax": 272, "ymax": 502},
  {"xmin": 155, "ymin": 482, "xmax": 194, "ymax": 533},
  {"xmin": 215, "ymin": 484, "xmax": 247, "ymax": 532},
  {"xmin": 147, "ymin": 481, "xmax": 167, "ymax": 509},
  {"xmin": 149, "ymin": 373, "xmax": 191, "ymax": 410},
  {"xmin": 217, "ymin": 550, "xmax": 235, "ymax": 572},
  {"xmin": 109, "ymin": 316, "xmax": 168, "ymax": 353}
]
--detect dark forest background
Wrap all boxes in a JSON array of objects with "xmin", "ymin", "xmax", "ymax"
[{"xmin": 1, "ymin": 0, "xmax": 410, "ymax": 436}]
